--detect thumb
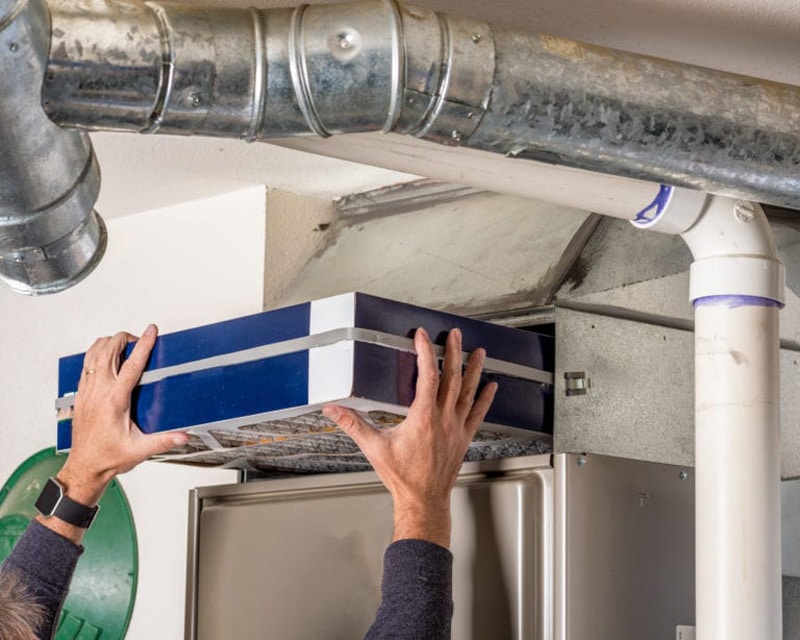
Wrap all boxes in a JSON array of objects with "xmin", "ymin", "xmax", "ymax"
[
  {"xmin": 136, "ymin": 431, "xmax": 189, "ymax": 460},
  {"xmin": 323, "ymin": 405, "xmax": 378, "ymax": 452}
]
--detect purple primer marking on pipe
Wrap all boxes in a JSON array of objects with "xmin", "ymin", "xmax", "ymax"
[
  {"xmin": 632, "ymin": 185, "xmax": 673, "ymax": 226},
  {"xmin": 693, "ymin": 295, "xmax": 784, "ymax": 309}
]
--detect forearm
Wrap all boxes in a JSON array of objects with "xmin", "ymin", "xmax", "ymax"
[
  {"xmin": 2, "ymin": 520, "xmax": 83, "ymax": 640},
  {"xmin": 365, "ymin": 539, "xmax": 453, "ymax": 640},
  {"xmin": 392, "ymin": 499, "xmax": 452, "ymax": 549}
]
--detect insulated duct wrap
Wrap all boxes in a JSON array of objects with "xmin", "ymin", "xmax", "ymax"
[
  {"xmin": 43, "ymin": 0, "xmax": 800, "ymax": 210},
  {"xmin": 0, "ymin": 0, "xmax": 105, "ymax": 295}
]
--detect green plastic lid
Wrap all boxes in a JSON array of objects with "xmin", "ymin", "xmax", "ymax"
[{"xmin": 0, "ymin": 448, "xmax": 138, "ymax": 640}]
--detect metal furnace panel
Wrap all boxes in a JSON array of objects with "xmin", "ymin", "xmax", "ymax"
[
  {"xmin": 187, "ymin": 456, "xmax": 553, "ymax": 640},
  {"xmin": 554, "ymin": 453, "xmax": 695, "ymax": 640}
]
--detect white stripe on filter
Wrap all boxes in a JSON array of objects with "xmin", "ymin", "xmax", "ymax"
[
  {"xmin": 308, "ymin": 340, "xmax": 355, "ymax": 404},
  {"xmin": 309, "ymin": 292, "xmax": 356, "ymax": 335}
]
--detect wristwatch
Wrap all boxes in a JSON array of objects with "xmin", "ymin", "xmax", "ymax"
[{"xmin": 34, "ymin": 477, "xmax": 99, "ymax": 529}]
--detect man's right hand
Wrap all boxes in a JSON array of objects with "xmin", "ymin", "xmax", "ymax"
[{"xmin": 323, "ymin": 327, "xmax": 497, "ymax": 549}]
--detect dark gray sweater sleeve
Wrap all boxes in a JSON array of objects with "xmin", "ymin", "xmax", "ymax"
[
  {"xmin": 1, "ymin": 520, "xmax": 83, "ymax": 640},
  {"xmin": 365, "ymin": 539, "xmax": 453, "ymax": 640}
]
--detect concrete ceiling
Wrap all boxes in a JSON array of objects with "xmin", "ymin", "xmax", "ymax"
[{"xmin": 92, "ymin": 0, "xmax": 800, "ymax": 218}]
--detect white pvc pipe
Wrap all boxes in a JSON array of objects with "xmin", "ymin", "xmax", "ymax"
[
  {"xmin": 273, "ymin": 133, "xmax": 701, "ymax": 222},
  {"xmin": 672, "ymin": 195, "xmax": 785, "ymax": 639},
  {"xmin": 694, "ymin": 300, "xmax": 782, "ymax": 639}
]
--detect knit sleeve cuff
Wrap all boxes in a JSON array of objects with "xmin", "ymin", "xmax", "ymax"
[{"xmin": 4, "ymin": 520, "xmax": 83, "ymax": 590}]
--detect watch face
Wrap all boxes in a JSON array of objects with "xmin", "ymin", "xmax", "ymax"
[{"xmin": 34, "ymin": 478, "xmax": 63, "ymax": 516}]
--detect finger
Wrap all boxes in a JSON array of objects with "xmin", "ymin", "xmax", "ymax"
[
  {"xmin": 91, "ymin": 331, "xmax": 138, "ymax": 379},
  {"xmin": 323, "ymin": 405, "xmax": 379, "ymax": 454},
  {"xmin": 412, "ymin": 328, "xmax": 438, "ymax": 411},
  {"xmin": 464, "ymin": 381, "xmax": 498, "ymax": 437},
  {"xmin": 438, "ymin": 329, "xmax": 463, "ymax": 407},
  {"xmin": 133, "ymin": 430, "xmax": 190, "ymax": 461},
  {"xmin": 83, "ymin": 335, "xmax": 110, "ymax": 362},
  {"xmin": 80, "ymin": 336, "xmax": 111, "ymax": 382},
  {"xmin": 456, "ymin": 347, "xmax": 486, "ymax": 418},
  {"xmin": 118, "ymin": 325, "xmax": 157, "ymax": 392}
]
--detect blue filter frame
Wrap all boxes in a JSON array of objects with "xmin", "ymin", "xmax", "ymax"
[{"xmin": 56, "ymin": 293, "xmax": 554, "ymax": 473}]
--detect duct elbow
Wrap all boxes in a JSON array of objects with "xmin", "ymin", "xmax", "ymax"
[
  {"xmin": 680, "ymin": 196, "xmax": 784, "ymax": 305},
  {"xmin": 0, "ymin": 0, "xmax": 106, "ymax": 295}
]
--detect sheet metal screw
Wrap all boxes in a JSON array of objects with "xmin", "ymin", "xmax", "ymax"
[
  {"xmin": 679, "ymin": 470, "xmax": 689, "ymax": 480},
  {"xmin": 577, "ymin": 456, "xmax": 587, "ymax": 467},
  {"xmin": 9, "ymin": 42, "xmax": 19, "ymax": 52},
  {"xmin": 188, "ymin": 92, "xmax": 202, "ymax": 107},
  {"xmin": 450, "ymin": 130, "xmax": 463, "ymax": 142},
  {"xmin": 734, "ymin": 201, "xmax": 756, "ymax": 223},
  {"xmin": 471, "ymin": 33, "xmax": 482, "ymax": 44}
]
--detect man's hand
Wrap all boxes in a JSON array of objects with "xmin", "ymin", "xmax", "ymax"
[
  {"xmin": 52, "ymin": 325, "xmax": 188, "ymax": 522},
  {"xmin": 323, "ymin": 327, "xmax": 497, "ymax": 549}
]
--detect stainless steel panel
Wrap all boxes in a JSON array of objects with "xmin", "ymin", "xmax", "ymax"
[
  {"xmin": 554, "ymin": 307, "xmax": 695, "ymax": 469},
  {"xmin": 187, "ymin": 455, "xmax": 552, "ymax": 640},
  {"xmin": 554, "ymin": 306, "xmax": 800, "ymax": 478},
  {"xmin": 554, "ymin": 453, "xmax": 695, "ymax": 640}
]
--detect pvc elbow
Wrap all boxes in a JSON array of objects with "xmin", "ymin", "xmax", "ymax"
[{"xmin": 680, "ymin": 196, "xmax": 784, "ymax": 305}]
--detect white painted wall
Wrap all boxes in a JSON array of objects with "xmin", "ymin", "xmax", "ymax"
[{"xmin": 0, "ymin": 187, "xmax": 266, "ymax": 637}]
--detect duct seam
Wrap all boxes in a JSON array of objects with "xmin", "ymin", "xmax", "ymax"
[
  {"xmin": 143, "ymin": 1, "xmax": 175, "ymax": 134},
  {"xmin": 247, "ymin": 7, "xmax": 267, "ymax": 141},
  {"xmin": 0, "ymin": 144, "xmax": 97, "ymax": 242},
  {"xmin": 289, "ymin": 3, "xmax": 329, "ymax": 137},
  {"xmin": 3, "ymin": 207, "xmax": 101, "ymax": 262},
  {"xmin": 409, "ymin": 11, "xmax": 450, "ymax": 140},
  {"xmin": 406, "ymin": 14, "xmax": 494, "ymax": 144},
  {"xmin": 382, "ymin": 0, "xmax": 404, "ymax": 133}
]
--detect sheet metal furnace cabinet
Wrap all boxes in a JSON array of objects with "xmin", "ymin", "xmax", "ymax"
[{"xmin": 186, "ymin": 453, "xmax": 695, "ymax": 640}]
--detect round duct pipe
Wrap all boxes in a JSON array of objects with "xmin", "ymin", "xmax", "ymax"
[
  {"xmin": 42, "ymin": 0, "xmax": 800, "ymax": 211},
  {"xmin": 0, "ymin": 0, "xmax": 106, "ymax": 295}
]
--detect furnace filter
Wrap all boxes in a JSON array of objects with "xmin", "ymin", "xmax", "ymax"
[{"xmin": 55, "ymin": 292, "xmax": 554, "ymax": 474}]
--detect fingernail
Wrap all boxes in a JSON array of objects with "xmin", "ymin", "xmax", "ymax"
[
  {"xmin": 322, "ymin": 405, "xmax": 341, "ymax": 420},
  {"xmin": 452, "ymin": 327, "xmax": 461, "ymax": 339},
  {"xmin": 144, "ymin": 324, "xmax": 157, "ymax": 337},
  {"xmin": 417, "ymin": 327, "xmax": 428, "ymax": 337},
  {"xmin": 172, "ymin": 433, "xmax": 189, "ymax": 446}
]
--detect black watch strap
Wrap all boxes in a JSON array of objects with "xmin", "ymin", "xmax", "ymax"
[{"xmin": 34, "ymin": 477, "xmax": 99, "ymax": 529}]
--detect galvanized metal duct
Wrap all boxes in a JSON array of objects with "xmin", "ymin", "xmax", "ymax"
[
  {"xmin": 3, "ymin": 0, "xmax": 800, "ymax": 294},
  {"xmin": 0, "ymin": 0, "xmax": 105, "ymax": 295},
  {"xmin": 43, "ymin": 0, "xmax": 800, "ymax": 211}
]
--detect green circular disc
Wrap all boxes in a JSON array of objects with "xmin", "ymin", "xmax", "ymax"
[{"xmin": 0, "ymin": 448, "xmax": 138, "ymax": 639}]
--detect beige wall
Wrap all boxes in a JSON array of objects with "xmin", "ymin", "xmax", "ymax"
[{"xmin": 0, "ymin": 187, "xmax": 266, "ymax": 638}]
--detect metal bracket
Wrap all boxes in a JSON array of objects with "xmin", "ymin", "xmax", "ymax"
[{"xmin": 564, "ymin": 371, "xmax": 589, "ymax": 396}]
